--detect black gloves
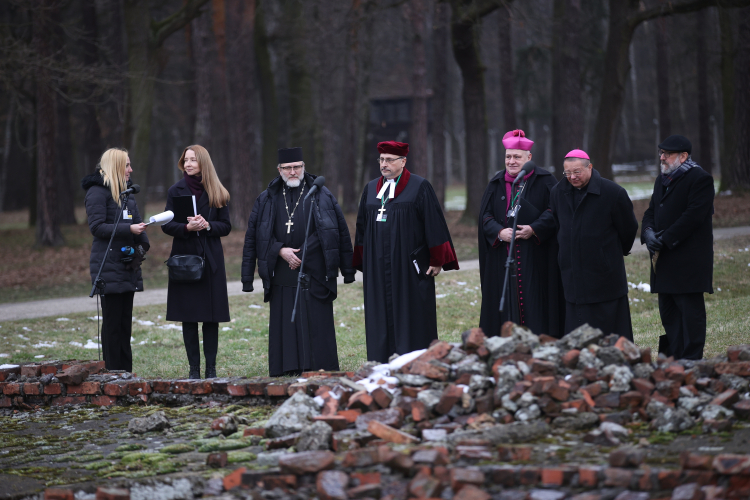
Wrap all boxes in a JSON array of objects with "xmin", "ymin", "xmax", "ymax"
[
  {"xmin": 242, "ymin": 282, "xmax": 254, "ymax": 293},
  {"xmin": 643, "ymin": 227, "xmax": 663, "ymax": 253},
  {"xmin": 343, "ymin": 274, "xmax": 356, "ymax": 284}
]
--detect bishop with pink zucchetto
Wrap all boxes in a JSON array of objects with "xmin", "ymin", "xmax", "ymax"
[{"xmin": 477, "ymin": 129, "xmax": 565, "ymax": 338}]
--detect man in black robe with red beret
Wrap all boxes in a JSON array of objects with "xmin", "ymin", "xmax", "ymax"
[{"xmin": 354, "ymin": 141, "xmax": 459, "ymax": 363}]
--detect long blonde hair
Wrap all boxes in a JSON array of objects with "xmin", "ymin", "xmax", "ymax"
[
  {"xmin": 178, "ymin": 145, "xmax": 230, "ymax": 208},
  {"xmin": 99, "ymin": 148, "xmax": 129, "ymax": 206}
]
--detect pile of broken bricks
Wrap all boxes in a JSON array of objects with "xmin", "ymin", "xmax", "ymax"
[{"xmin": 205, "ymin": 322, "xmax": 750, "ymax": 499}]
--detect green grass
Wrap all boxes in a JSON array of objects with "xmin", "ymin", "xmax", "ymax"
[{"xmin": 2, "ymin": 234, "xmax": 750, "ymax": 377}]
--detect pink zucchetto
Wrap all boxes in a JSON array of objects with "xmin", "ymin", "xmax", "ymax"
[
  {"xmin": 502, "ymin": 129, "xmax": 534, "ymax": 151},
  {"xmin": 565, "ymin": 149, "xmax": 590, "ymax": 160}
]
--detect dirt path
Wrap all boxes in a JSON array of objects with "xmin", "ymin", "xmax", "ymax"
[{"xmin": 1, "ymin": 226, "xmax": 747, "ymax": 322}]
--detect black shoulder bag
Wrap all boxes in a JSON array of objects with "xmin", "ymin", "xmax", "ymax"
[{"xmin": 166, "ymin": 233, "xmax": 206, "ymax": 283}]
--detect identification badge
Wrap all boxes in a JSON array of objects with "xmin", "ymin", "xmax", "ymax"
[
  {"xmin": 507, "ymin": 205, "xmax": 518, "ymax": 218},
  {"xmin": 123, "ymin": 208, "xmax": 132, "ymax": 219},
  {"xmin": 376, "ymin": 213, "xmax": 387, "ymax": 222}
]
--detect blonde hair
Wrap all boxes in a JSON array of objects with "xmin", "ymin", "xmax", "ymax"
[
  {"xmin": 178, "ymin": 145, "xmax": 230, "ymax": 208},
  {"xmin": 99, "ymin": 148, "xmax": 129, "ymax": 206}
]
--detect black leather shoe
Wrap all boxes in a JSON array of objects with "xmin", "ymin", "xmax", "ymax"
[
  {"xmin": 188, "ymin": 365, "xmax": 201, "ymax": 379},
  {"xmin": 205, "ymin": 364, "xmax": 217, "ymax": 379}
]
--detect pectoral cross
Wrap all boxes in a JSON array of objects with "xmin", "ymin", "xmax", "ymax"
[
  {"xmin": 378, "ymin": 206, "xmax": 386, "ymax": 220},
  {"xmin": 285, "ymin": 219, "xmax": 294, "ymax": 233}
]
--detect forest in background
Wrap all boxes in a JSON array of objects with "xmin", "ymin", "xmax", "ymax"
[{"xmin": 1, "ymin": 0, "xmax": 750, "ymax": 247}]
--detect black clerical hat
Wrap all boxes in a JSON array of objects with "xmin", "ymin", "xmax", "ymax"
[
  {"xmin": 658, "ymin": 135, "xmax": 692, "ymax": 154},
  {"xmin": 278, "ymin": 147, "xmax": 303, "ymax": 164}
]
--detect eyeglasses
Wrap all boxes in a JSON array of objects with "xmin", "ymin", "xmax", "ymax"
[
  {"xmin": 378, "ymin": 157, "xmax": 405, "ymax": 165},
  {"xmin": 562, "ymin": 167, "xmax": 589, "ymax": 178},
  {"xmin": 279, "ymin": 164, "xmax": 304, "ymax": 172},
  {"xmin": 658, "ymin": 150, "xmax": 677, "ymax": 158}
]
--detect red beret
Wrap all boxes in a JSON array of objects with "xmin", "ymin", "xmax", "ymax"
[{"xmin": 377, "ymin": 141, "xmax": 409, "ymax": 157}]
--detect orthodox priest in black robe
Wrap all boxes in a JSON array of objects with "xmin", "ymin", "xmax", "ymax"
[
  {"xmin": 242, "ymin": 147, "xmax": 355, "ymax": 376},
  {"xmin": 478, "ymin": 129, "xmax": 565, "ymax": 338},
  {"xmin": 354, "ymin": 141, "xmax": 459, "ymax": 363}
]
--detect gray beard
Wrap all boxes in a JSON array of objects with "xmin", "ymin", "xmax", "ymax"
[
  {"xmin": 285, "ymin": 178, "xmax": 301, "ymax": 188},
  {"xmin": 661, "ymin": 161, "xmax": 680, "ymax": 175}
]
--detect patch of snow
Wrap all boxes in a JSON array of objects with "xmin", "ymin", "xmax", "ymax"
[
  {"xmin": 18, "ymin": 334, "xmax": 29, "ymax": 340},
  {"xmin": 436, "ymin": 294, "xmax": 447, "ymax": 299},
  {"xmin": 157, "ymin": 315, "xmax": 162, "ymax": 319},
  {"xmin": 340, "ymin": 323, "xmax": 346, "ymax": 327},
  {"xmin": 88, "ymin": 316, "xmax": 102, "ymax": 320},
  {"xmin": 158, "ymin": 324, "xmax": 182, "ymax": 330},
  {"xmin": 56, "ymin": 318, "xmax": 70, "ymax": 322},
  {"xmin": 351, "ymin": 306, "xmax": 363, "ymax": 311},
  {"xmin": 135, "ymin": 320, "xmax": 155, "ymax": 326},
  {"xmin": 222, "ymin": 327, "xmax": 232, "ymax": 331},
  {"xmin": 457, "ymin": 281, "xmax": 467, "ymax": 285},
  {"xmin": 0, "ymin": 354, "xmax": 10, "ymax": 358},
  {"xmin": 69, "ymin": 341, "xmax": 83, "ymax": 347},
  {"xmin": 33, "ymin": 341, "xmax": 57, "ymax": 348},
  {"xmin": 0, "ymin": 364, "xmax": 19, "ymax": 369},
  {"xmin": 717, "ymin": 287, "xmax": 722, "ymax": 291},
  {"xmin": 22, "ymin": 327, "xmax": 31, "ymax": 331},
  {"xmin": 83, "ymin": 339, "xmax": 101, "ymax": 349},
  {"xmin": 239, "ymin": 338, "xmax": 249, "ymax": 342},
  {"xmin": 138, "ymin": 340, "xmax": 148, "ymax": 345},
  {"xmin": 244, "ymin": 328, "xmax": 252, "ymax": 332},
  {"xmin": 248, "ymin": 304, "xmax": 262, "ymax": 309},
  {"xmin": 34, "ymin": 355, "xmax": 45, "ymax": 359}
]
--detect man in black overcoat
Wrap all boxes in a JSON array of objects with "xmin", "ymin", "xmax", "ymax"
[
  {"xmin": 536, "ymin": 149, "xmax": 639, "ymax": 340},
  {"xmin": 642, "ymin": 135, "xmax": 714, "ymax": 360},
  {"xmin": 241, "ymin": 147, "xmax": 355, "ymax": 376},
  {"xmin": 478, "ymin": 129, "xmax": 564, "ymax": 338}
]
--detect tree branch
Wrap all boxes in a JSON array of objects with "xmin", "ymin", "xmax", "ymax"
[
  {"xmin": 150, "ymin": 0, "xmax": 210, "ymax": 49},
  {"xmin": 450, "ymin": 0, "xmax": 511, "ymax": 26},
  {"xmin": 629, "ymin": 0, "xmax": 750, "ymax": 27}
]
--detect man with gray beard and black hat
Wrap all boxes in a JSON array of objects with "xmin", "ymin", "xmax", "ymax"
[
  {"xmin": 242, "ymin": 147, "xmax": 355, "ymax": 376},
  {"xmin": 641, "ymin": 135, "xmax": 714, "ymax": 360}
]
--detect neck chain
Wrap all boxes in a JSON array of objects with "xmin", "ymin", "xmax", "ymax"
[{"xmin": 282, "ymin": 180, "xmax": 306, "ymax": 234}]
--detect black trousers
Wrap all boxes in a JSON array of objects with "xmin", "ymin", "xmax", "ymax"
[
  {"xmin": 658, "ymin": 292, "xmax": 706, "ymax": 360},
  {"xmin": 182, "ymin": 322, "xmax": 219, "ymax": 367},
  {"xmin": 565, "ymin": 295, "xmax": 634, "ymax": 341},
  {"xmin": 100, "ymin": 292, "xmax": 134, "ymax": 372}
]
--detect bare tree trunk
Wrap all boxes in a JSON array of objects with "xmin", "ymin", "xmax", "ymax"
[
  {"xmin": 719, "ymin": 5, "xmax": 736, "ymax": 190},
  {"xmin": 256, "ymin": 0, "xmax": 279, "ymax": 187},
  {"xmin": 732, "ymin": 7, "xmax": 750, "ymax": 189},
  {"xmin": 340, "ymin": 0, "xmax": 362, "ymax": 212},
  {"xmin": 225, "ymin": 0, "xmax": 260, "ymax": 227},
  {"xmin": 34, "ymin": 0, "xmax": 64, "ymax": 246},
  {"xmin": 407, "ymin": 0, "xmax": 429, "ymax": 178},
  {"xmin": 451, "ymin": 2, "xmax": 492, "ymax": 224},
  {"xmin": 431, "ymin": 1, "xmax": 449, "ymax": 209},
  {"xmin": 55, "ymin": 90, "xmax": 77, "ymax": 224},
  {"xmin": 497, "ymin": 3, "xmax": 517, "ymax": 131},
  {"xmin": 0, "ymin": 97, "xmax": 15, "ymax": 213},
  {"xmin": 191, "ymin": 6, "xmax": 213, "ymax": 148},
  {"xmin": 655, "ymin": 16, "xmax": 672, "ymax": 139},
  {"xmin": 695, "ymin": 11, "xmax": 712, "ymax": 173},
  {"xmin": 210, "ymin": 0, "xmax": 231, "ymax": 181},
  {"xmin": 551, "ymin": 0, "xmax": 583, "ymax": 177},
  {"xmin": 96, "ymin": 0, "xmax": 127, "ymax": 150},
  {"xmin": 80, "ymin": 0, "xmax": 104, "ymax": 172}
]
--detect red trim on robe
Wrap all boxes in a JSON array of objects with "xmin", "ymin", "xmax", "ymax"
[
  {"xmin": 353, "ymin": 245, "xmax": 364, "ymax": 271},
  {"xmin": 429, "ymin": 241, "xmax": 459, "ymax": 270},
  {"xmin": 375, "ymin": 168, "xmax": 411, "ymax": 199}
]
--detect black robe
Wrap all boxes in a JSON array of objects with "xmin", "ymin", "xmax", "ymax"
[
  {"xmin": 354, "ymin": 169, "xmax": 459, "ymax": 363},
  {"xmin": 268, "ymin": 183, "xmax": 339, "ymax": 376},
  {"xmin": 478, "ymin": 168, "xmax": 565, "ymax": 338}
]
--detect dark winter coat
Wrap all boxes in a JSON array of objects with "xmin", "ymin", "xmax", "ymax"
[
  {"xmin": 241, "ymin": 172, "xmax": 355, "ymax": 302},
  {"xmin": 535, "ymin": 169, "xmax": 638, "ymax": 305},
  {"xmin": 83, "ymin": 171, "xmax": 150, "ymax": 295},
  {"xmin": 162, "ymin": 178, "xmax": 232, "ymax": 323},
  {"xmin": 641, "ymin": 166, "xmax": 714, "ymax": 294}
]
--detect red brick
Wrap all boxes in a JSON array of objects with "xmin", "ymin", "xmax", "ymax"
[
  {"xmin": 639, "ymin": 467, "xmax": 657, "ymax": 491},
  {"xmin": 0, "ymin": 396, "xmax": 10, "ymax": 407},
  {"xmin": 313, "ymin": 415, "xmax": 349, "ymax": 431},
  {"xmin": 681, "ymin": 470, "xmax": 717, "ymax": 486},
  {"xmin": 657, "ymin": 469, "xmax": 681, "ymax": 489},
  {"xmin": 262, "ymin": 474, "xmax": 297, "ymax": 490},
  {"xmin": 581, "ymin": 389, "xmax": 596, "ymax": 408},
  {"xmin": 206, "ymin": 452, "xmax": 228, "ymax": 468},
  {"xmin": 351, "ymin": 471, "xmax": 381, "ymax": 486},
  {"xmin": 640, "ymin": 347, "xmax": 652, "ymax": 364},
  {"xmin": 286, "ymin": 381, "xmax": 309, "ymax": 396},
  {"xmin": 224, "ymin": 383, "xmax": 247, "ymax": 396},
  {"xmin": 489, "ymin": 465, "xmax": 518, "ymax": 487},
  {"xmin": 402, "ymin": 359, "xmax": 449, "ymax": 380},
  {"xmin": 21, "ymin": 364, "xmax": 41, "ymax": 377},
  {"xmin": 82, "ymin": 360, "xmax": 106, "ymax": 374},
  {"xmin": 541, "ymin": 467, "xmax": 565, "ymax": 487},
  {"xmin": 266, "ymin": 383, "xmax": 290, "ymax": 397},
  {"xmin": 246, "ymin": 381, "xmax": 267, "ymax": 395},
  {"xmin": 711, "ymin": 389, "xmax": 740, "ymax": 408},
  {"xmin": 95, "ymin": 488, "xmax": 130, "ymax": 500},
  {"xmin": 243, "ymin": 427, "xmax": 266, "ymax": 438},
  {"xmin": 620, "ymin": 391, "xmax": 644, "ymax": 408},
  {"xmin": 604, "ymin": 468, "xmax": 632, "ymax": 487},
  {"xmin": 651, "ymin": 368, "xmax": 666, "ymax": 382},
  {"xmin": 103, "ymin": 383, "xmax": 128, "ymax": 396},
  {"xmin": 733, "ymin": 399, "xmax": 750, "ymax": 418},
  {"xmin": 50, "ymin": 396, "xmax": 87, "ymax": 406},
  {"xmin": 44, "ymin": 488, "xmax": 74, "ymax": 500},
  {"xmin": 4, "ymin": 383, "xmax": 21, "ymax": 395},
  {"xmin": 67, "ymin": 382, "xmax": 101, "ymax": 395},
  {"xmin": 367, "ymin": 420, "xmax": 418, "ymax": 444},
  {"xmin": 680, "ymin": 452, "xmax": 714, "ymax": 471},
  {"xmin": 152, "ymin": 381, "xmax": 172, "ymax": 393},
  {"xmin": 411, "ymin": 400, "xmax": 429, "ymax": 422},
  {"xmin": 371, "ymin": 387, "xmax": 393, "ymax": 408},
  {"xmin": 518, "ymin": 466, "xmax": 540, "ymax": 486},
  {"xmin": 614, "ymin": 336, "xmax": 641, "ymax": 363},
  {"xmin": 348, "ymin": 390, "xmax": 376, "ymax": 412},
  {"xmin": 23, "ymin": 383, "xmax": 41, "ymax": 395},
  {"xmin": 714, "ymin": 362, "xmax": 750, "ymax": 377},
  {"xmin": 409, "ymin": 470, "xmax": 443, "ymax": 498},
  {"xmin": 530, "ymin": 359, "xmax": 557, "ymax": 376},
  {"xmin": 223, "ymin": 466, "xmax": 247, "ymax": 490},
  {"xmin": 40, "ymin": 364, "xmax": 60, "ymax": 375},
  {"xmin": 337, "ymin": 409, "xmax": 362, "ymax": 423},
  {"xmin": 450, "ymin": 467, "xmax": 485, "ymax": 491},
  {"xmin": 91, "ymin": 395, "xmax": 116, "ymax": 406},
  {"xmin": 497, "ymin": 446, "xmax": 532, "ymax": 462},
  {"xmin": 453, "ymin": 484, "xmax": 489, "ymax": 500},
  {"xmin": 578, "ymin": 466, "xmax": 603, "ymax": 487},
  {"xmin": 190, "ymin": 381, "xmax": 212, "ymax": 395},
  {"xmin": 562, "ymin": 349, "xmax": 581, "ymax": 368},
  {"xmin": 127, "ymin": 381, "xmax": 151, "ymax": 396},
  {"xmin": 172, "ymin": 381, "xmax": 191, "ymax": 394},
  {"xmin": 435, "ymin": 384, "xmax": 463, "ymax": 415}
]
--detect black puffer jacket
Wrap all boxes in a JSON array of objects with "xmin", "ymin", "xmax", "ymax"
[
  {"xmin": 82, "ymin": 171, "xmax": 150, "ymax": 295},
  {"xmin": 241, "ymin": 172, "xmax": 355, "ymax": 301}
]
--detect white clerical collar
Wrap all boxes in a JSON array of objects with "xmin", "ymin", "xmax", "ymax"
[{"xmin": 377, "ymin": 178, "xmax": 397, "ymax": 200}]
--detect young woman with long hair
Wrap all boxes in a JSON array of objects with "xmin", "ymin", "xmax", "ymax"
[
  {"xmin": 82, "ymin": 148, "xmax": 149, "ymax": 372},
  {"xmin": 161, "ymin": 145, "xmax": 231, "ymax": 379}
]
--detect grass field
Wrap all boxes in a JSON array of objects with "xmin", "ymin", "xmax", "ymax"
[{"xmin": 2, "ymin": 234, "xmax": 750, "ymax": 378}]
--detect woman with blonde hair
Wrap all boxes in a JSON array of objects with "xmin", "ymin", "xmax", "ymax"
[
  {"xmin": 162, "ymin": 145, "xmax": 231, "ymax": 379},
  {"xmin": 82, "ymin": 148, "xmax": 149, "ymax": 372}
]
